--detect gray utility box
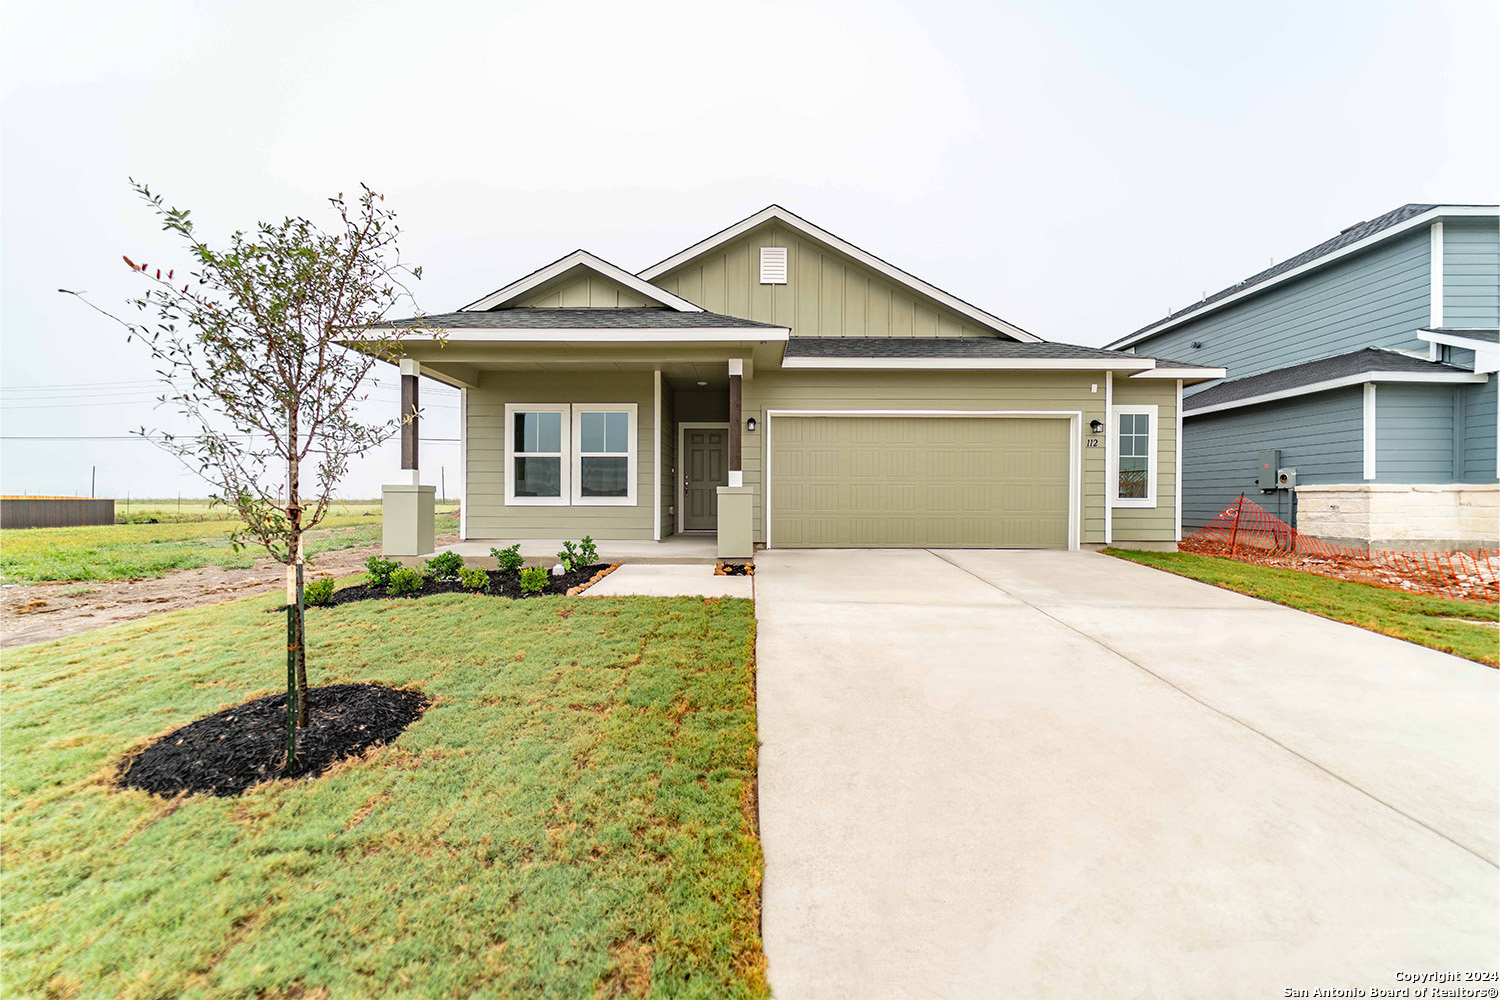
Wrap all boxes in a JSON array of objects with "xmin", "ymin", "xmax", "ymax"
[
  {"xmin": 1276, "ymin": 467, "xmax": 1297, "ymax": 489},
  {"xmin": 1255, "ymin": 449, "xmax": 1281, "ymax": 492}
]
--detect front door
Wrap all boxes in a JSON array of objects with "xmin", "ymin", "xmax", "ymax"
[{"xmin": 682, "ymin": 426, "xmax": 728, "ymax": 531}]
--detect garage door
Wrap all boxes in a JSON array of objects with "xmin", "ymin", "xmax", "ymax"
[{"xmin": 769, "ymin": 415, "xmax": 1071, "ymax": 548}]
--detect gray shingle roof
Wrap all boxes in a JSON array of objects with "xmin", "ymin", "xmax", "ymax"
[
  {"xmin": 1118, "ymin": 204, "xmax": 1498, "ymax": 344},
  {"xmin": 374, "ymin": 308, "xmax": 781, "ymax": 330},
  {"xmin": 1184, "ymin": 348, "xmax": 1474, "ymax": 412},
  {"xmin": 784, "ymin": 337, "xmax": 1194, "ymax": 362}
]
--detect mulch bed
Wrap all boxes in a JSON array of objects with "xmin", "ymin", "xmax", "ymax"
[
  {"xmin": 119, "ymin": 683, "xmax": 429, "ymax": 798},
  {"xmin": 301, "ymin": 564, "xmax": 616, "ymax": 608},
  {"xmin": 715, "ymin": 561, "xmax": 753, "ymax": 576}
]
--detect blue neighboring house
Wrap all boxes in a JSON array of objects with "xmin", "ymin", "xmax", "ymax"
[{"xmin": 1107, "ymin": 204, "xmax": 1499, "ymax": 551}]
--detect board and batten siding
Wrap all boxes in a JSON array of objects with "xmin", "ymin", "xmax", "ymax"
[
  {"xmin": 741, "ymin": 369, "xmax": 1114, "ymax": 545},
  {"xmin": 1442, "ymin": 217, "xmax": 1500, "ymax": 328},
  {"xmin": 513, "ymin": 274, "xmax": 655, "ymax": 308},
  {"xmin": 650, "ymin": 222, "xmax": 996, "ymax": 338},
  {"xmin": 1135, "ymin": 228, "xmax": 1432, "ymax": 389},
  {"xmin": 1462, "ymin": 378, "xmax": 1498, "ymax": 483},
  {"xmin": 1181, "ymin": 388, "xmax": 1365, "ymax": 531},
  {"xmin": 465, "ymin": 371, "xmax": 656, "ymax": 539},
  {"xmin": 1109, "ymin": 377, "xmax": 1179, "ymax": 542}
]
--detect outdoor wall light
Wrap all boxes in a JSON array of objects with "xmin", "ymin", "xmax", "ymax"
[
  {"xmin": 746, "ymin": 417, "xmax": 758, "ymax": 432},
  {"xmin": 1089, "ymin": 419, "xmax": 1104, "ymax": 434}
]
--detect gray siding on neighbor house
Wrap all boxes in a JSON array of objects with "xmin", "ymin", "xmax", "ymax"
[
  {"xmin": 1443, "ymin": 217, "xmax": 1500, "ymax": 327},
  {"xmin": 1181, "ymin": 388, "xmax": 1364, "ymax": 531},
  {"xmin": 1137, "ymin": 227, "xmax": 1432, "ymax": 389},
  {"xmin": 1462, "ymin": 377, "xmax": 1498, "ymax": 482},
  {"xmin": 1373, "ymin": 383, "xmax": 1456, "ymax": 482}
]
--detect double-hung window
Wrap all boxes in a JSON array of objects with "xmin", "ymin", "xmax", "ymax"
[
  {"xmin": 504, "ymin": 403, "xmax": 636, "ymax": 507},
  {"xmin": 505, "ymin": 404, "xmax": 569, "ymax": 505},
  {"xmin": 1112, "ymin": 404, "xmax": 1158, "ymax": 507},
  {"xmin": 572, "ymin": 404, "xmax": 637, "ymax": 505}
]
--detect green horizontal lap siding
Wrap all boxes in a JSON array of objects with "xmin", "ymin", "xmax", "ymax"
[
  {"xmin": 771, "ymin": 416, "xmax": 1069, "ymax": 547},
  {"xmin": 513, "ymin": 274, "xmax": 655, "ymax": 308},
  {"xmin": 1138, "ymin": 228, "xmax": 1432, "ymax": 386},
  {"xmin": 741, "ymin": 370, "xmax": 1108, "ymax": 544},
  {"xmin": 466, "ymin": 372, "xmax": 656, "ymax": 539},
  {"xmin": 1110, "ymin": 379, "xmax": 1179, "ymax": 542},
  {"xmin": 1181, "ymin": 388, "xmax": 1365, "ymax": 531},
  {"xmin": 650, "ymin": 222, "xmax": 993, "ymax": 337},
  {"xmin": 1375, "ymin": 383, "xmax": 1457, "ymax": 482},
  {"xmin": 1461, "ymin": 378, "xmax": 1498, "ymax": 482},
  {"xmin": 1443, "ymin": 218, "xmax": 1500, "ymax": 327}
]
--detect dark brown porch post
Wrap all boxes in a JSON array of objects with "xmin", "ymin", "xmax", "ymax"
[
  {"xmin": 728, "ymin": 358, "xmax": 743, "ymax": 487},
  {"xmin": 400, "ymin": 358, "xmax": 419, "ymax": 482}
]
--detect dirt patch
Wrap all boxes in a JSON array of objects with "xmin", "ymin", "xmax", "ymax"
[
  {"xmin": 119, "ymin": 683, "xmax": 429, "ymax": 798},
  {"xmin": 1, "ymin": 535, "xmax": 457, "ymax": 648},
  {"xmin": 715, "ymin": 561, "xmax": 753, "ymax": 576}
]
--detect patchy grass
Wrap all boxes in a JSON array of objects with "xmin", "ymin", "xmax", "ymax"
[
  {"xmin": 1104, "ymin": 548, "xmax": 1499, "ymax": 667},
  {"xmin": 0, "ymin": 507, "xmax": 459, "ymax": 583},
  {"xmin": 1, "ymin": 591, "xmax": 766, "ymax": 998}
]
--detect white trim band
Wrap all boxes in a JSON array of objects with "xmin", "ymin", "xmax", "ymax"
[
  {"xmin": 462, "ymin": 249, "xmax": 704, "ymax": 313},
  {"xmin": 1184, "ymin": 369, "xmax": 1488, "ymax": 417}
]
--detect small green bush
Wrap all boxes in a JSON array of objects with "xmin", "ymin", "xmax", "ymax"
[
  {"xmin": 387, "ymin": 566, "xmax": 426, "ymax": 596},
  {"xmin": 519, "ymin": 565, "xmax": 549, "ymax": 594},
  {"xmin": 365, "ymin": 556, "xmax": 399, "ymax": 588},
  {"xmin": 305, "ymin": 578, "xmax": 336, "ymax": 606},
  {"xmin": 558, "ymin": 536, "xmax": 599, "ymax": 573},
  {"xmin": 491, "ymin": 543, "xmax": 524, "ymax": 574},
  {"xmin": 426, "ymin": 551, "xmax": 465, "ymax": 580},
  {"xmin": 458, "ymin": 566, "xmax": 489, "ymax": 591}
]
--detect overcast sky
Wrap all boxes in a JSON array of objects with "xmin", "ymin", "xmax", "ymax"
[{"xmin": 3, "ymin": 0, "xmax": 1496, "ymax": 499}]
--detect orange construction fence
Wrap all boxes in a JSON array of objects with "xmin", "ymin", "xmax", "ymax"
[{"xmin": 1180, "ymin": 494, "xmax": 1499, "ymax": 605}]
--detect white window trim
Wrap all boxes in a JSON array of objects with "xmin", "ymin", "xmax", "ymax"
[
  {"xmin": 1111, "ymin": 403, "xmax": 1159, "ymax": 508},
  {"xmin": 504, "ymin": 403, "xmax": 571, "ymax": 506},
  {"xmin": 571, "ymin": 403, "xmax": 638, "ymax": 506}
]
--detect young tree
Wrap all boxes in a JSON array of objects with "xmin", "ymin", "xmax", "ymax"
[{"xmin": 69, "ymin": 181, "xmax": 435, "ymax": 770}]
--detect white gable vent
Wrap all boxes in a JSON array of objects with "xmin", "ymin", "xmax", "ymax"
[{"xmin": 759, "ymin": 246, "xmax": 788, "ymax": 285}]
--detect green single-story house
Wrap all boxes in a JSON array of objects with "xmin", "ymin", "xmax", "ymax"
[{"xmin": 375, "ymin": 206, "xmax": 1223, "ymax": 557}]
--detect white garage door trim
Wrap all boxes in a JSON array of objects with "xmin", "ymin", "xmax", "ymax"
[{"xmin": 764, "ymin": 409, "xmax": 1082, "ymax": 551}]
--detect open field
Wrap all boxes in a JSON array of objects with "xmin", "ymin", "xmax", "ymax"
[
  {"xmin": 1104, "ymin": 548, "xmax": 1500, "ymax": 666},
  {"xmin": 1, "ymin": 589, "xmax": 766, "ymax": 998},
  {"xmin": 0, "ymin": 505, "xmax": 459, "ymax": 583}
]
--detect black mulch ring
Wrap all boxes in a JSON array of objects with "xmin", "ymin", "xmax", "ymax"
[
  {"xmin": 118, "ymin": 683, "xmax": 429, "ymax": 798},
  {"xmin": 297, "ymin": 564, "xmax": 612, "ymax": 608}
]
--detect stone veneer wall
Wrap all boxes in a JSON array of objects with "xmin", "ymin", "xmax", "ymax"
[{"xmin": 1294, "ymin": 484, "xmax": 1499, "ymax": 551}]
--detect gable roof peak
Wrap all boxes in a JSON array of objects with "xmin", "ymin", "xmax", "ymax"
[
  {"xmin": 637, "ymin": 205, "xmax": 1042, "ymax": 343},
  {"xmin": 461, "ymin": 248, "xmax": 704, "ymax": 313}
]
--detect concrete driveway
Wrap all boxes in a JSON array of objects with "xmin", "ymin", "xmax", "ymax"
[{"xmin": 754, "ymin": 549, "xmax": 1499, "ymax": 1000}]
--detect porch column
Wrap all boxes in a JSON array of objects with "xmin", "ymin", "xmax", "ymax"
[
  {"xmin": 717, "ymin": 358, "xmax": 753, "ymax": 559},
  {"xmin": 382, "ymin": 357, "xmax": 435, "ymax": 558},
  {"xmin": 727, "ymin": 358, "xmax": 743, "ymax": 488},
  {"xmin": 400, "ymin": 358, "xmax": 420, "ymax": 484}
]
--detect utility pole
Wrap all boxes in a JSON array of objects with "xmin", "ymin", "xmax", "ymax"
[
  {"xmin": 441, "ymin": 466, "xmax": 446, "ymax": 505},
  {"xmin": 91, "ymin": 466, "xmax": 96, "ymax": 498}
]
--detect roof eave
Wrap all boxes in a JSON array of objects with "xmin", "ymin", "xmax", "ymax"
[
  {"xmin": 779, "ymin": 356, "xmax": 1153, "ymax": 371},
  {"xmin": 1184, "ymin": 368, "xmax": 1489, "ymax": 417},
  {"xmin": 461, "ymin": 249, "xmax": 705, "ymax": 313}
]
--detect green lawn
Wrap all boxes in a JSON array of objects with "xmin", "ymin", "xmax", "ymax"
[
  {"xmin": 0, "ymin": 506, "xmax": 459, "ymax": 583},
  {"xmin": 1, "ymin": 590, "xmax": 766, "ymax": 999},
  {"xmin": 1104, "ymin": 548, "xmax": 1499, "ymax": 666}
]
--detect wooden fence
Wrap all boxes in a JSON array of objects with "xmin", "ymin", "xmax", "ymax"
[{"xmin": 1, "ymin": 497, "xmax": 116, "ymax": 529}]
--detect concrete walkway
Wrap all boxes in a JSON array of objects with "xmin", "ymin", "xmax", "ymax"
[
  {"xmin": 580, "ymin": 563, "xmax": 752, "ymax": 598},
  {"xmin": 754, "ymin": 549, "xmax": 1499, "ymax": 1000}
]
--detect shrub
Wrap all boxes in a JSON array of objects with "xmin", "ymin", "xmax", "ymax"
[
  {"xmin": 426, "ymin": 550, "xmax": 465, "ymax": 580},
  {"xmin": 458, "ymin": 566, "xmax": 489, "ymax": 591},
  {"xmin": 558, "ymin": 536, "xmax": 599, "ymax": 573},
  {"xmin": 490, "ymin": 543, "xmax": 524, "ymax": 574},
  {"xmin": 364, "ymin": 556, "xmax": 399, "ymax": 588},
  {"xmin": 387, "ymin": 566, "xmax": 425, "ymax": 596},
  {"xmin": 305, "ymin": 577, "xmax": 336, "ymax": 606},
  {"xmin": 519, "ymin": 565, "xmax": 549, "ymax": 594}
]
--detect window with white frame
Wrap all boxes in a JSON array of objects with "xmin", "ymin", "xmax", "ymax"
[
  {"xmin": 1112, "ymin": 404, "xmax": 1158, "ymax": 506},
  {"xmin": 505, "ymin": 404, "xmax": 569, "ymax": 505},
  {"xmin": 572, "ymin": 404, "xmax": 637, "ymax": 505},
  {"xmin": 504, "ymin": 403, "xmax": 637, "ymax": 507}
]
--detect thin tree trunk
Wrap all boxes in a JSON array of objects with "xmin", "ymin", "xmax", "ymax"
[{"xmin": 288, "ymin": 404, "xmax": 309, "ymax": 727}]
